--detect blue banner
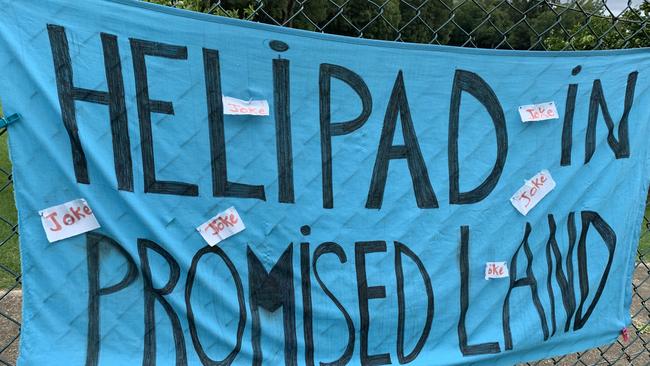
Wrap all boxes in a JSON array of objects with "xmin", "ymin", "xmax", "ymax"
[{"xmin": 1, "ymin": 0, "xmax": 649, "ymax": 365}]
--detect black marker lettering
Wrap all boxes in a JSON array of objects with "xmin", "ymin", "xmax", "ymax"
[
  {"xmin": 502, "ymin": 224, "xmax": 549, "ymax": 350},
  {"xmin": 313, "ymin": 242, "xmax": 355, "ymax": 366},
  {"xmin": 86, "ymin": 233, "xmax": 138, "ymax": 366},
  {"xmin": 247, "ymin": 245, "xmax": 297, "ymax": 366},
  {"xmin": 274, "ymin": 58, "xmax": 294, "ymax": 203},
  {"xmin": 300, "ymin": 232, "xmax": 314, "ymax": 366},
  {"xmin": 203, "ymin": 48, "xmax": 266, "ymax": 200},
  {"xmin": 584, "ymin": 72, "xmax": 638, "ymax": 164},
  {"xmin": 395, "ymin": 241, "xmax": 433, "ymax": 363},
  {"xmin": 137, "ymin": 239, "xmax": 187, "ymax": 366},
  {"xmin": 366, "ymin": 71, "xmax": 437, "ymax": 209},
  {"xmin": 449, "ymin": 69, "xmax": 507, "ymax": 204},
  {"xmin": 573, "ymin": 211, "xmax": 617, "ymax": 330},
  {"xmin": 185, "ymin": 245, "xmax": 245, "ymax": 366},
  {"xmin": 48, "ymin": 24, "xmax": 133, "ymax": 191},
  {"xmin": 355, "ymin": 241, "xmax": 391, "ymax": 365},
  {"xmin": 458, "ymin": 226, "xmax": 500, "ymax": 356},
  {"xmin": 320, "ymin": 64, "xmax": 372, "ymax": 208},
  {"xmin": 130, "ymin": 39, "xmax": 198, "ymax": 196},
  {"xmin": 561, "ymin": 83, "xmax": 578, "ymax": 166},
  {"xmin": 563, "ymin": 212, "xmax": 578, "ymax": 332}
]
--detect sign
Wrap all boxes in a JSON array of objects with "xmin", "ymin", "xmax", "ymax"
[
  {"xmin": 510, "ymin": 170, "xmax": 557, "ymax": 215},
  {"xmin": 485, "ymin": 262, "xmax": 509, "ymax": 280},
  {"xmin": 39, "ymin": 198, "xmax": 100, "ymax": 242},
  {"xmin": 196, "ymin": 206, "xmax": 245, "ymax": 246},
  {"xmin": 1, "ymin": 0, "xmax": 649, "ymax": 365},
  {"xmin": 518, "ymin": 101, "xmax": 559, "ymax": 122},
  {"xmin": 222, "ymin": 96, "xmax": 270, "ymax": 116}
]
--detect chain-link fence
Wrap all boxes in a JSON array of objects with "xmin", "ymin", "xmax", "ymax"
[
  {"xmin": 0, "ymin": 119, "xmax": 20, "ymax": 366},
  {"xmin": 1, "ymin": 0, "xmax": 650, "ymax": 365}
]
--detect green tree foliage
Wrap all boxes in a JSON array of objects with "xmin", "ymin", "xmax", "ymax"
[{"xmin": 145, "ymin": 0, "xmax": 650, "ymax": 50}]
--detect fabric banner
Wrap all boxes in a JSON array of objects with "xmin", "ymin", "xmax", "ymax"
[{"xmin": 1, "ymin": 0, "xmax": 649, "ymax": 365}]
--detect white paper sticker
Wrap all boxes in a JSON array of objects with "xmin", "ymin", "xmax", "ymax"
[
  {"xmin": 485, "ymin": 262, "xmax": 509, "ymax": 280},
  {"xmin": 222, "ymin": 96, "xmax": 269, "ymax": 116},
  {"xmin": 510, "ymin": 170, "xmax": 556, "ymax": 216},
  {"xmin": 39, "ymin": 198, "xmax": 100, "ymax": 242},
  {"xmin": 197, "ymin": 207, "xmax": 246, "ymax": 246},
  {"xmin": 518, "ymin": 101, "xmax": 559, "ymax": 122}
]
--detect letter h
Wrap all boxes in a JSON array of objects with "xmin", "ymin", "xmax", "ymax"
[{"xmin": 47, "ymin": 24, "xmax": 133, "ymax": 191}]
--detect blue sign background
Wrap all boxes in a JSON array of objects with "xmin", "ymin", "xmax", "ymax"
[{"xmin": 1, "ymin": 0, "xmax": 649, "ymax": 365}]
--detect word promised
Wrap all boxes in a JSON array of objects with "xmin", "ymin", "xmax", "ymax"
[{"xmin": 39, "ymin": 198, "xmax": 100, "ymax": 242}]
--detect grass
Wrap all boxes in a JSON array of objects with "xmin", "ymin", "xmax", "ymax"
[
  {"xmin": 638, "ymin": 206, "xmax": 650, "ymax": 257},
  {"xmin": 0, "ymin": 132, "xmax": 20, "ymax": 289}
]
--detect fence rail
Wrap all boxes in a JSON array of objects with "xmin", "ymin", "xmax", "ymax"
[{"xmin": 1, "ymin": 1, "xmax": 650, "ymax": 365}]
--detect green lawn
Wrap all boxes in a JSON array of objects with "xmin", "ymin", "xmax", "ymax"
[
  {"xmin": 638, "ymin": 207, "xmax": 650, "ymax": 257},
  {"xmin": 0, "ymin": 132, "xmax": 20, "ymax": 289}
]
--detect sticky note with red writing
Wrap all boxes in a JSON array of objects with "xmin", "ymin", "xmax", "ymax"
[
  {"xmin": 485, "ymin": 262, "xmax": 509, "ymax": 280},
  {"xmin": 39, "ymin": 198, "xmax": 100, "ymax": 243},
  {"xmin": 197, "ymin": 207, "xmax": 246, "ymax": 246},
  {"xmin": 518, "ymin": 101, "xmax": 559, "ymax": 122},
  {"xmin": 222, "ymin": 96, "xmax": 269, "ymax": 116},
  {"xmin": 510, "ymin": 170, "xmax": 556, "ymax": 215}
]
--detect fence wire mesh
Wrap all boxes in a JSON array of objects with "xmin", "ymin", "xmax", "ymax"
[{"xmin": 1, "ymin": 0, "xmax": 650, "ymax": 365}]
